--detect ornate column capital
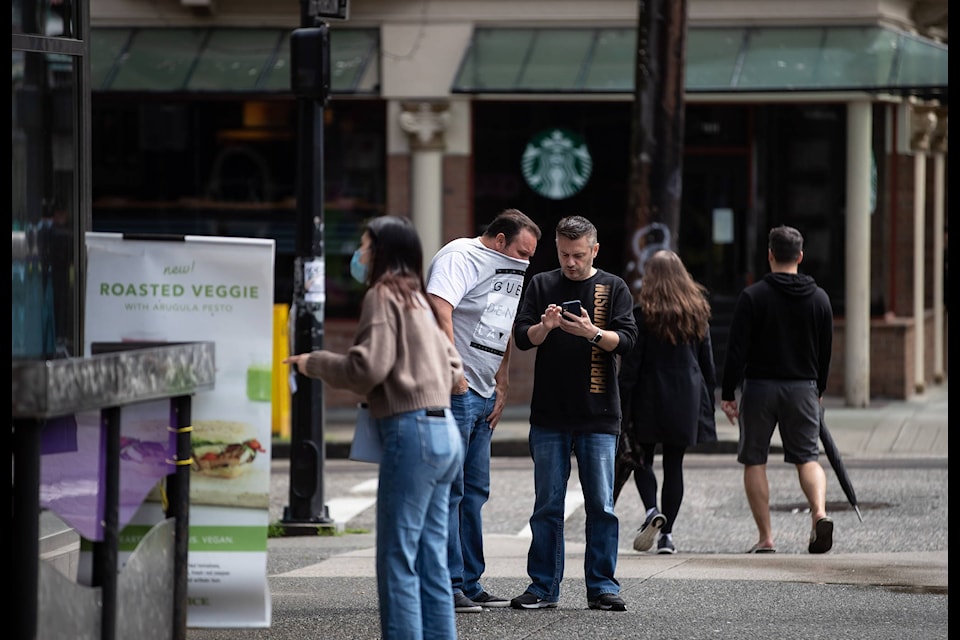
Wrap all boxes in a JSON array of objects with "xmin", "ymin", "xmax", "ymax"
[
  {"xmin": 910, "ymin": 104, "xmax": 939, "ymax": 152},
  {"xmin": 931, "ymin": 107, "xmax": 948, "ymax": 154},
  {"xmin": 399, "ymin": 101, "xmax": 450, "ymax": 151}
]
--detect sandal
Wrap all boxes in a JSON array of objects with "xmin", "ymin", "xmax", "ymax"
[
  {"xmin": 808, "ymin": 516, "xmax": 834, "ymax": 554},
  {"xmin": 746, "ymin": 544, "xmax": 777, "ymax": 554}
]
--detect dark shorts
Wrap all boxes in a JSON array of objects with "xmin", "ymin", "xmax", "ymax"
[{"xmin": 737, "ymin": 379, "xmax": 820, "ymax": 465}]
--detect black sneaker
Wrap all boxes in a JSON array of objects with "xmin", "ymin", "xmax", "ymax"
[
  {"xmin": 454, "ymin": 591, "xmax": 482, "ymax": 613},
  {"xmin": 657, "ymin": 534, "xmax": 676, "ymax": 554},
  {"xmin": 632, "ymin": 510, "xmax": 667, "ymax": 552},
  {"xmin": 471, "ymin": 590, "xmax": 510, "ymax": 608},
  {"xmin": 588, "ymin": 593, "xmax": 627, "ymax": 612},
  {"xmin": 510, "ymin": 591, "xmax": 558, "ymax": 609}
]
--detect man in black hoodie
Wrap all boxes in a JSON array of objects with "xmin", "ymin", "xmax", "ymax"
[{"xmin": 720, "ymin": 225, "xmax": 834, "ymax": 555}]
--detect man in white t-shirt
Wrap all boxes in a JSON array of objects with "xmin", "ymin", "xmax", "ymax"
[{"xmin": 427, "ymin": 209, "xmax": 541, "ymax": 612}]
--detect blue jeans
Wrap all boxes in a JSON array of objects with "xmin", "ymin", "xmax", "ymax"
[
  {"xmin": 523, "ymin": 425, "xmax": 621, "ymax": 602},
  {"xmin": 376, "ymin": 408, "xmax": 462, "ymax": 640},
  {"xmin": 447, "ymin": 389, "xmax": 496, "ymax": 598}
]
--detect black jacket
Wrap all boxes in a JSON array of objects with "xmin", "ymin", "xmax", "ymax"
[
  {"xmin": 619, "ymin": 305, "xmax": 717, "ymax": 447},
  {"xmin": 720, "ymin": 272, "xmax": 833, "ymax": 401}
]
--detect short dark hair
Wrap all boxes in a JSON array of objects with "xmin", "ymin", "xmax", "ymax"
[
  {"xmin": 768, "ymin": 225, "xmax": 804, "ymax": 263},
  {"xmin": 483, "ymin": 208, "xmax": 542, "ymax": 243},
  {"xmin": 556, "ymin": 215, "xmax": 597, "ymax": 244}
]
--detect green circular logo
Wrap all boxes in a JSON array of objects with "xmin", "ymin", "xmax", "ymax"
[{"xmin": 521, "ymin": 128, "xmax": 593, "ymax": 200}]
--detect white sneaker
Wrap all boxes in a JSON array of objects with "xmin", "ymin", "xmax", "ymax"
[{"xmin": 632, "ymin": 510, "xmax": 667, "ymax": 552}]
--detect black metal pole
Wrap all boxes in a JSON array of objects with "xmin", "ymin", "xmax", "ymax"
[
  {"xmin": 12, "ymin": 418, "xmax": 42, "ymax": 640},
  {"xmin": 94, "ymin": 406, "xmax": 121, "ymax": 640},
  {"xmin": 283, "ymin": 5, "xmax": 332, "ymax": 531},
  {"xmin": 167, "ymin": 396, "xmax": 192, "ymax": 640}
]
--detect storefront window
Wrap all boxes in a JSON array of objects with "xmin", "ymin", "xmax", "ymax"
[
  {"xmin": 90, "ymin": 98, "xmax": 386, "ymax": 316},
  {"xmin": 12, "ymin": 0, "xmax": 77, "ymax": 38},
  {"xmin": 12, "ymin": 47, "xmax": 78, "ymax": 359}
]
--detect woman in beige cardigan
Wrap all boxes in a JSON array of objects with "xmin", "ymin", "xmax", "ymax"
[{"xmin": 285, "ymin": 215, "xmax": 463, "ymax": 640}]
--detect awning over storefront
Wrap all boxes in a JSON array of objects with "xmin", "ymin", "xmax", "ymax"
[
  {"xmin": 90, "ymin": 27, "xmax": 379, "ymax": 94},
  {"xmin": 451, "ymin": 26, "xmax": 948, "ymax": 99}
]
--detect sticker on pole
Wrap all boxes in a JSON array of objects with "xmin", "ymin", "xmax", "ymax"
[{"xmin": 304, "ymin": 259, "xmax": 325, "ymax": 304}]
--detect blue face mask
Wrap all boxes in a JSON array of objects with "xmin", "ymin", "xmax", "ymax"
[{"xmin": 350, "ymin": 249, "xmax": 368, "ymax": 284}]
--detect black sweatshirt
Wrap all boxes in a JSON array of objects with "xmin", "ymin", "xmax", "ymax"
[
  {"xmin": 514, "ymin": 268, "xmax": 637, "ymax": 435},
  {"xmin": 720, "ymin": 272, "xmax": 833, "ymax": 401}
]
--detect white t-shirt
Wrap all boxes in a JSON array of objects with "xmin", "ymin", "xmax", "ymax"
[{"xmin": 427, "ymin": 237, "xmax": 529, "ymax": 398}]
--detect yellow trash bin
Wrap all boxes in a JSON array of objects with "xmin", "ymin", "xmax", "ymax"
[{"xmin": 272, "ymin": 303, "xmax": 291, "ymax": 439}]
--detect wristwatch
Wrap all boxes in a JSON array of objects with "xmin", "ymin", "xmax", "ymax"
[{"xmin": 590, "ymin": 330, "xmax": 603, "ymax": 344}]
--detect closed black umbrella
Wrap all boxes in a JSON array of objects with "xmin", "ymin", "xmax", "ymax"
[{"xmin": 820, "ymin": 405, "xmax": 863, "ymax": 522}]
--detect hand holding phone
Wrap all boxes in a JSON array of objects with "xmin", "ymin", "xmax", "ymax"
[{"xmin": 561, "ymin": 300, "xmax": 581, "ymax": 317}]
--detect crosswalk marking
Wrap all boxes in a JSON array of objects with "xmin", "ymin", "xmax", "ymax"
[
  {"xmin": 351, "ymin": 478, "xmax": 378, "ymax": 494},
  {"xmin": 516, "ymin": 484, "xmax": 584, "ymax": 538},
  {"xmin": 323, "ymin": 477, "xmax": 586, "ymax": 536},
  {"xmin": 327, "ymin": 497, "xmax": 377, "ymax": 524},
  {"xmin": 326, "ymin": 479, "xmax": 378, "ymax": 523}
]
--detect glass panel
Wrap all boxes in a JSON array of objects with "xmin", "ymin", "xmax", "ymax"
[
  {"xmin": 453, "ymin": 29, "xmax": 536, "ymax": 91},
  {"xmin": 188, "ymin": 29, "xmax": 284, "ymax": 91},
  {"xmin": 582, "ymin": 28, "xmax": 635, "ymax": 91},
  {"xmin": 260, "ymin": 28, "xmax": 380, "ymax": 94},
  {"xmin": 262, "ymin": 31, "xmax": 293, "ymax": 92},
  {"xmin": 736, "ymin": 28, "xmax": 823, "ymax": 89},
  {"xmin": 90, "ymin": 29, "xmax": 131, "ymax": 90},
  {"xmin": 329, "ymin": 28, "xmax": 378, "ymax": 92},
  {"xmin": 111, "ymin": 28, "xmax": 207, "ymax": 91},
  {"xmin": 13, "ymin": 0, "xmax": 77, "ymax": 38},
  {"xmin": 895, "ymin": 30, "xmax": 949, "ymax": 88},
  {"xmin": 517, "ymin": 29, "xmax": 593, "ymax": 91},
  {"xmin": 816, "ymin": 27, "xmax": 896, "ymax": 88},
  {"xmin": 13, "ymin": 50, "xmax": 78, "ymax": 358},
  {"xmin": 686, "ymin": 29, "xmax": 745, "ymax": 91}
]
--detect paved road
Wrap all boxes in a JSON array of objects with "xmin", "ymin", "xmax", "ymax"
[
  {"xmin": 40, "ymin": 383, "xmax": 948, "ymax": 639},
  {"xmin": 184, "ymin": 451, "xmax": 948, "ymax": 639}
]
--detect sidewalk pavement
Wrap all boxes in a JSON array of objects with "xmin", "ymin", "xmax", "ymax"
[
  {"xmin": 243, "ymin": 381, "xmax": 946, "ymax": 639},
  {"xmin": 274, "ymin": 381, "xmax": 949, "ymax": 460},
  {"xmin": 40, "ymin": 382, "xmax": 948, "ymax": 639}
]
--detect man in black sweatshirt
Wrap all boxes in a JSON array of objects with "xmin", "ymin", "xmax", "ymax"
[{"xmin": 720, "ymin": 225, "xmax": 834, "ymax": 555}]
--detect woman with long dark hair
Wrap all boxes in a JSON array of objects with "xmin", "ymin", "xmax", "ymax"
[
  {"xmin": 285, "ymin": 215, "xmax": 463, "ymax": 639},
  {"xmin": 617, "ymin": 249, "xmax": 717, "ymax": 554}
]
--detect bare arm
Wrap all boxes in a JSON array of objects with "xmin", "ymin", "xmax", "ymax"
[
  {"xmin": 525, "ymin": 304, "xmax": 562, "ymax": 345},
  {"xmin": 487, "ymin": 340, "xmax": 511, "ymax": 428},
  {"xmin": 428, "ymin": 293, "xmax": 468, "ymax": 394}
]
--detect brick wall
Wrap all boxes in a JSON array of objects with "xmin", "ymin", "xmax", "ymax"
[
  {"xmin": 386, "ymin": 154, "xmax": 410, "ymax": 218},
  {"xmin": 442, "ymin": 155, "xmax": 472, "ymax": 240},
  {"xmin": 827, "ymin": 310, "xmax": 948, "ymax": 400}
]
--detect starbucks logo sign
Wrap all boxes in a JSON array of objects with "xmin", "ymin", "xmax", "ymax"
[{"xmin": 521, "ymin": 128, "xmax": 593, "ymax": 200}]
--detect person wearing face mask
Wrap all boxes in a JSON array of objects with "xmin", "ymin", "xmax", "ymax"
[
  {"xmin": 510, "ymin": 215, "xmax": 637, "ymax": 612},
  {"xmin": 350, "ymin": 242, "xmax": 370, "ymax": 284},
  {"xmin": 285, "ymin": 215, "xmax": 464, "ymax": 640},
  {"xmin": 425, "ymin": 208, "xmax": 541, "ymax": 612}
]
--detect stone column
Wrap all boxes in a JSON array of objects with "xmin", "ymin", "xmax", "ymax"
[
  {"xmin": 399, "ymin": 101, "xmax": 450, "ymax": 265},
  {"xmin": 931, "ymin": 108, "xmax": 948, "ymax": 384},
  {"xmin": 844, "ymin": 101, "xmax": 872, "ymax": 407},
  {"xmin": 910, "ymin": 104, "xmax": 938, "ymax": 394}
]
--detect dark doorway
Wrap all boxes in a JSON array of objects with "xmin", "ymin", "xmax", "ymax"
[{"xmin": 679, "ymin": 151, "xmax": 752, "ymax": 374}]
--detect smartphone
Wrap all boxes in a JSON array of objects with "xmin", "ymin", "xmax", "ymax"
[{"xmin": 561, "ymin": 300, "xmax": 582, "ymax": 317}]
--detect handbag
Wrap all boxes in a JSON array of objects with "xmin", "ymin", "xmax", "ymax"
[{"xmin": 349, "ymin": 403, "xmax": 382, "ymax": 463}]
